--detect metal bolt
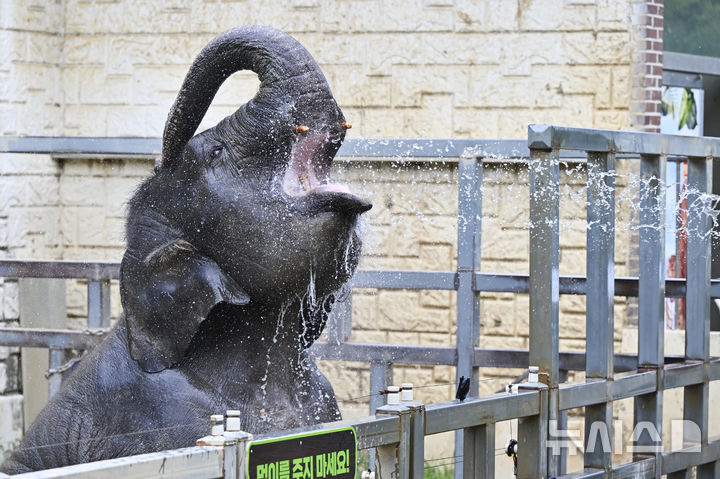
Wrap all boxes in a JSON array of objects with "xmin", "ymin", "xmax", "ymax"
[
  {"xmin": 400, "ymin": 383, "xmax": 413, "ymax": 402},
  {"xmin": 226, "ymin": 410, "xmax": 241, "ymax": 432},
  {"xmin": 387, "ymin": 386, "xmax": 400, "ymax": 405}
]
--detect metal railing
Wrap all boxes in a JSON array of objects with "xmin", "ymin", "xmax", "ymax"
[
  {"xmin": 1, "ymin": 125, "xmax": 719, "ymax": 478},
  {"xmin": 524, "ymin": 125, "xmax": 720, "ymax": 478}
]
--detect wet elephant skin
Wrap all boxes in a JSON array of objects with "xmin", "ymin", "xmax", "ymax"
[{"xmin": 1, "ymin": 25, "xmax": 371, "ymax": 473}]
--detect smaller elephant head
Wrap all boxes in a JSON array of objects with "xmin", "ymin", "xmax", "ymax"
[{"xmin": 120, "ymin": 26, "xmax": 371, "ymax": 373}]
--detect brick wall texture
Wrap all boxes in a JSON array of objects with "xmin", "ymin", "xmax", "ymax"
[{"xmin": 1, "ymin": 0, "xmax": 664, "ymax": 463}]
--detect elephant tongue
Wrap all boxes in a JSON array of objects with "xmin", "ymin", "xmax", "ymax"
[
  {"xmin": 282, "ymin": 132, "xmax": 347, "ymax": 197},
  {"xmin": 282, "ymin": 132, "xmax": 372, "ymax": 215}
]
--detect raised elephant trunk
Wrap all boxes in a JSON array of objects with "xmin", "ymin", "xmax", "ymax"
[
  {"xmin": 161, "ymin": 25, "xmax": 340, "ymax": 169},
  {"xmin": 0, "ymin": 27, "xmax": 370, "ymax": 474},
  {"xmin": 118, "ymin": 25, "xmax": 368, "ymax": 373}
]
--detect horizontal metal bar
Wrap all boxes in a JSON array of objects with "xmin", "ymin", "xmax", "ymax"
[
  {"xmin": 664, "ymin": 361, "xmax": 707, "ymax": 390},
  {"xmin": 0, "ymin": 136, "xmax": 531, "ymax": 159},
  {"xmin": 475, "ymin": 273, "xmax": 588, "ymax": 294},
  {"xmin": 0, "ymin": 136, "xmax": 162, "ymax": 157},
  {"xmin": 664, "ymin": 51, "xmax": 720, "ymax": 76},
  {"xmin": 425, "ymin": 391, "xmax": 539, "ymax": 435},
  {"xmin": 339, "ymin": 138, "xmax": 529, "ymax": 158},
  {"xmin": 2, "ymin": 260, "xmax": 717, "ymax": 298},
  {"xmin": 612, "ymin": 370, "xmax": 658, "ymax": 401},
  {"xmin": 474, "ymin": 272, "xmax": 720, "ymax": 298},
  {"xmin": 252, "ymin": 414, "xmax": 400, "ymax": 450},
  {"xmin": 611, "ymin": 457, "xmax": 656, "ymax": 479},
  {"xmin": 557, "ymin": 468, "xmax": 605, "ymax": 479},
  {"xmin": 528, "ymin": 124, "xmax": 720, "ymax": 157},
  {"xmin": 311, "ymin": 342, "xmax": 457, "ymax": 365},
  {"xmin": 0, "ymin": 328, "xmax": 106, "ymax": 349},
  {"xmin": 9, "ymin": 446, "xmax": 224, "ymax": 479},
  {"xmin": 352, "ymin": 270, "xmax": 456, "ymax": 290},
  {"xmin": 712, "ymin": 358, "xmax": 720, "ymax": 381},
  {"xmin": 313, "ymin": 343, "xmax": 652, "ymax": 371},
  {"xmin": 473, "ymin": 347, "xmax": 531, "ymax": 368},
  {"xmin": 0, "ymin": 330, "xmax": 682, "ymax": 375},
  {"xmin": 559, "ymin": 380, "xmax": 609, "ymax": 410},
  {"xmin": 473, "ymin": 273, "xmax": 530, "ymax": 293},
  {"xmin": 558, "ymin": 457, "xmax": 656, "ymax": 478},
  {"xmin": 2, "ymin": 136, "xmax": 645, "ymax": 163},
  {"xmin": 616, "ymin": 276, "xmax": 699, "ymax": 298},
  {"xmin": 662, "ymin": 438, "xmax": 720, "ymax": 474},
  {"xmin": 559, "ymin": 371, "xmax": 658, "ymax": 410},
  {"xmin": 0, "ymin": 260, "xmax": 120, "ymax": 280},
  {"xmin": 662, "ymin": 70, "xmax": 703, "ymax": 89},
  {"xmin": 474, "ymin": 347, "xmax": 683, "ymax": 372},
  {"xmin": 353, "ymin": 416, "xmax": 400, "ymax": 449}
]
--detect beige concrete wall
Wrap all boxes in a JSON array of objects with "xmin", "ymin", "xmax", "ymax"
[
  {"xmin": 1, "ymin": 0, "xmax": 657, "ymax": 466},
  {"xmin": 2, "ymin": 0, "xmax": 636, "ymax": 139}
]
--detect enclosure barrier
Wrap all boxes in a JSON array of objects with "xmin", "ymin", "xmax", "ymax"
[{"xmin": 1, "ymin": 125, "xmax": 720, "ymax": 478}]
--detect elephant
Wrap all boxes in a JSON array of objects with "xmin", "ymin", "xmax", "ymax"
[{"xmin": 1, "ymin": 25, "xmax": 371, "ymax": 474}]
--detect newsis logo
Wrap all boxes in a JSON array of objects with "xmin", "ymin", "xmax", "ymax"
[{"xmin": 546, "ymin": 419, "xmax": 701, "ymax": 455}]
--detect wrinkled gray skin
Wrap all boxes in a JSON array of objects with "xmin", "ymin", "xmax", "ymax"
[{"xmin": 1, "ymin": 25, "xmax": 371, "ymax": 474}]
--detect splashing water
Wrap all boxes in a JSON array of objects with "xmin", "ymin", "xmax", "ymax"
[
  {"xmin": 476, "ymin": 156, "xmax": 720, "ymax": 240},
  {"xmin": 324, "ymin": 152, "xmax": 720, "ymax": 417},
  {"xmin": 259, "ymin": 301, "xmax": 290, "ymax": 408}
]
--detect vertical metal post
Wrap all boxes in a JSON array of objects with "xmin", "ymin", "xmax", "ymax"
[
  {"xmin": 87, "ymin": 279, "xmax": 111, "ymax": 329},
  {"xmin": 328, "ymin": 288, "xmax": 352, "ymax": 344},
  {"xmin": 634, "ymin": 154, "xmax": 666, "ymax": 477},
  {"xmin": 463, "ymin": 422, "xmax": 494, "ymax": 479},
  {"xmin": 401, "ymin": 391, "xmax": 425, "ymax": 479},
  {"xmin": 528, "ymin": 146, "xmax": 560, "ymax": 381},
  {"xmin": 528, "ymin": 131, "xmax": 560, "ymax": 477},
  {"xmin": 369, "ymin": 361, "xmax": 393, "ymax": 471},
  {"xmin": 410, "ymin": 407, "xmax": 424, "ymax": 479},
  {"xmin": 454, "ymin": 155, "xmax": 483, "ymax": 478},
  {"xmin": 584, "ymin": 152, "xmax": 615, "ymax": 474},
  {"xmin": 375, "ymin": 404, "xmax": 411, "ymax": 479},
  {"xmin": 197, "ymin": 428, "xmax": 252, "ymax": 479},
  {"xmin": 224, "ymin": 439, "xmax": 239, "ymax": 479},
  {"xmin": 517, "ymin": 385, "xmax": 549, "ymax": 478},
  {"xmin": 19, "ymin": 278, "xmax": 67, "ymax": 427},
  {"xmin": 47, "ymin": 349, "xmax": 64, "ymax": 398},
  {"xmin": 558, "ymin": 369, "xmax": 569, "ymax": 475},
  {"xmin": 685, "ymin": 156, "xmax": 714, "ymax": 479},
  {"xmin": 369, "ymin": 361, "xmax": 393, "ymax": 415},
  {"xmin": 224, "ymin": 431, "xmax": 252, "ymax": 479}
]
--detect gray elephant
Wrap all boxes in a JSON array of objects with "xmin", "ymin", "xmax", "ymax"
[{"xmin": 1, "ymin": 25, "xmax": 371, "ymax": 474}]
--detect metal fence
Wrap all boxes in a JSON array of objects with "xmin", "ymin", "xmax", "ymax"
[{"xmin": 1, "ymin": 125, "xmax": 719, "ymax": 478}]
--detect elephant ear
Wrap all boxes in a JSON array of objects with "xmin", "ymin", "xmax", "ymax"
[{"xmin": 121, "ymin": 239, "xmax": 250, "ymax": 373}]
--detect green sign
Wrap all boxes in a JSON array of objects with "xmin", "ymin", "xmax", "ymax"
[{"xmin": 247, "ymin": 427, "xmax": 356, "ymax": 479}]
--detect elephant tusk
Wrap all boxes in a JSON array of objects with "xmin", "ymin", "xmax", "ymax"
[
  {"xmin": 293, "ymin": 125, "xmax": 310, "ymax": 133},
  {"xmin": 341, "ymin": 122, "xmax": 352, "ymax": 130}
]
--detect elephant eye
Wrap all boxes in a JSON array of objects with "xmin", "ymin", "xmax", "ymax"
[{"xmin": 210, "ymin": 146, "xmax": 223, "ymax": 159}]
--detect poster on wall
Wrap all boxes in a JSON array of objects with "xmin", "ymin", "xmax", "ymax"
[
  {"xmin": 661, "ymin": 86, "xmax": 704, "ymax": 136},
  {"xmin": 660, "ymin": 86, "xmax": 704, "ymax": 330}
]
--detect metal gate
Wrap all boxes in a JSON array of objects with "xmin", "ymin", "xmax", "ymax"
[{"xmin": 1, "ymin": 124, "xmax": 719, "ymax": 478}]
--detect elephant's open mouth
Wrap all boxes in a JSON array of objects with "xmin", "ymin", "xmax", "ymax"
[{"xmin": 281, "ymin": 132, "xmax": 372, "ymax": 216}]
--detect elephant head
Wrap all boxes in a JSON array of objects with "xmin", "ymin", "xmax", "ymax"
[{"xmin": 120, "ymin": 26, "xmax": 371, "ymax": 373}]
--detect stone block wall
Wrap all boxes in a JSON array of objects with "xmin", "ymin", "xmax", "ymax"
[
  {"xmin": 1, "ymin": 0, "xmax": 665, "ymax": 463},
  {"xmin": 0, "ymin": 1, "xmax": 64, "ymax": 136},
  {"xmin": 2, "ymin": 0, "xmax": 640, "ymax": 140},
  {"xmin": 0, "ymin": 153, "xmax": 63, "ymax": 461}
]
